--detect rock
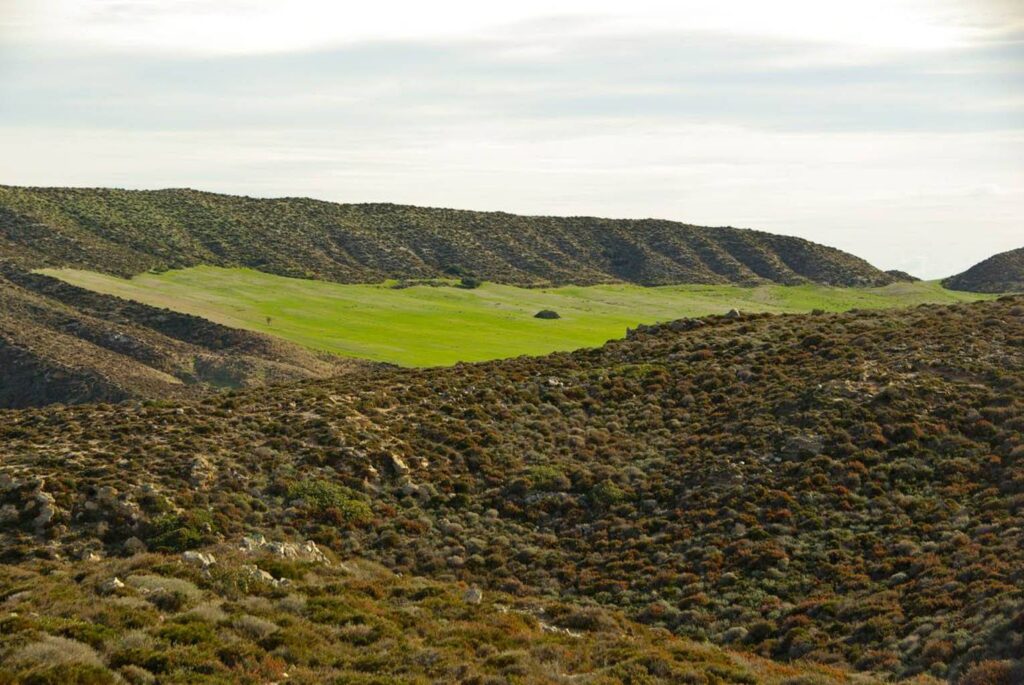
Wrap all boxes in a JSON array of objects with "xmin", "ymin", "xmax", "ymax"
[
  {"xmin": 388, "ymin": 454, "xmax": 410, "ymax": 475},
  {"xmin": 240, "ymin": 534, "xmax": 268, "ymax": 552},
  {"xmin": 188, "ymin": 456, "xmax": 215, "ymax": 487},
  {"xmin": 463, "ymin": 586, "xmax": 483, "ymax": 604},
  {"xmin": 724, "ymin": 308, "xmax": 741, "ymax": 319},
  {"xmin": 79, "ymin": 548, "xmax": 103, "ymax": 562},
  {"xmin": 100, "ymin": 577, "xmax": 125, "ymax": 594},
  {"xmin": 239, "ymin": 535, "xmax": 328, "ymax": 564},
  {"xmin": 299, "ymin": 540, "xmax": 329, "ymax": 564},
  {"xmin": 182, "ymin": 550, "xmax": 217, "ymax": 568},
  {"xmin": 123, "ymin": 537, "xmax": 147, "ymax": 555},
  {"xmin": 241, "ymin": 564, "xmax": 279, "ymax": 585},
  {"xmin": 534, "ymin": 309, "xmax": 561, "ymax": 320},
  {"xmin": 32, "ymin": 492, "xmax": 58, "ymax": 530}
]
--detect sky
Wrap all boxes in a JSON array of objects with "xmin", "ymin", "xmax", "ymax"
[{"xmin": 1, "ymin": 0, "xmax": 1022, "ymax": 278}]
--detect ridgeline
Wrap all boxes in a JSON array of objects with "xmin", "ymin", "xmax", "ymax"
[{"xmin": 0, "ymin": 185, "xmax": 900, "ymax": 287}]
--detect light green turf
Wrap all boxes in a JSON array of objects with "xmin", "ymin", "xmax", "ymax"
[{"xmin": 40, "ymin": 266, "xmax": 994, "ymax": 367}]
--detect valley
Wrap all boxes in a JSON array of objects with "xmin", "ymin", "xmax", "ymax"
[{"xmin": 41, "ymin": 266, "xmax": 990, "ymax": 366}]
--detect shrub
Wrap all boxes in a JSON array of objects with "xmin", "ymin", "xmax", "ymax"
[
  {"xmin": 286, "ymin": 479, "xmax": 372, "ymax": 524},
  {"xmin": 232, "ymin": 614, "xmax": 279, "ymax": 640},
  {"xmin": 144, "ymin": 510, "xmax": 215, "ymax": 552},
  {"xmin": 959, "ymin": 660, "xmax": 1024, "ymax": 685},
  {"xmin": 6, "ymin": 636, "xmax": 114, "ymax": 684},
  {"xmin": 125, "ymin": 575, "xmax": 202, "ymax": 611}
]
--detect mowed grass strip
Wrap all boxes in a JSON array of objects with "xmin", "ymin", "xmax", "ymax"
[{"xmin": 40, "ymin": 266, "xmax": 992, "ymax": 366}]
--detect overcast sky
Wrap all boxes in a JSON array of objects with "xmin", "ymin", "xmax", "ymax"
[{"xmin": 1, "ymin": 0, "xmax": 1021, "ymax": 278}]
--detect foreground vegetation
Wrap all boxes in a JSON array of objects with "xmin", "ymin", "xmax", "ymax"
[
  {"xmin": 41, "ymin": 266, "xmax": 989, "ymax": 366},
  {"xmin": 2, "ymin": 297, "xmax": 1021, "ymax": 682},
  {"xmin": 0, "ymin": 549, "xmax": 917, "ymax": 685}
]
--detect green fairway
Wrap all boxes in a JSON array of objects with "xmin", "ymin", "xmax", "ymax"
[{"xmin": 40, "ymin": 266, "xmax": 993, "ymax": 366}]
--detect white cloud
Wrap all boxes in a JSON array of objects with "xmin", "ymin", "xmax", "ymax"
[
  {"xmin": 11, "ymin": 0, "xmax": 1017, "ymax": 55},
  {"xmin": 1, "ymin": 0, "xmax": 1021, "ymax": 279}
]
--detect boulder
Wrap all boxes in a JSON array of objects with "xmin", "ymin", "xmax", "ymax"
[
  {"xmin": 534, "ymin": 310, "xmax": 560, "ymax": 320},
  {"xmin": 99, "ymin": 577, "xmax": 125, "ymax": 594},
  {"xmin": 182, "ymin": 550, "xmax": 217, "ymax": 568}
]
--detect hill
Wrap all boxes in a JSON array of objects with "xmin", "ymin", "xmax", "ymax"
[
  {"xmin": 0, "ymin": 185, "xmax": 900, "ymax": 287},
  {"xmin": 0, "ymin": 266, "xmax": 368, "ymax": 408},
  {"xmin": 3, "ymin": 296, "xmax": 1022, "ymax": 681},
  {"xmin": 943, "ymin": 247, "xmax": 1024, "ymax": 293}
]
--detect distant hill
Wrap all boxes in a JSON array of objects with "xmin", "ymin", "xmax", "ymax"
[
  {"xmin": 885, "ymin": 269, "xmax": 920, "ymax": 282},
  {"xmin": 943, "ymin": 247, "xmax": 1024, "ymax": 293},
  {"xmin": 0, "ymin": 185, "xmax": 899, "ymax": 287},
  {"xmin": 3, "ymin": 295, "xmax": 1022, "ymax": 679},
  {"xmin": 0, "ymin": 266, "xmax": 368, "ymax": 408}
]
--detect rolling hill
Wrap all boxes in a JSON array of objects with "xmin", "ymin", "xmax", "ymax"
[
  {"xmin": 0, "ymin": 185, "xmax": 901, "ymax": 287},
  {"xmin": 3, "ymin": 295, "xmax": 1022, "ymax": 681},
  {"xmin": 943, "ymin": 247, "xmax": 1024, "ymax": 293}
]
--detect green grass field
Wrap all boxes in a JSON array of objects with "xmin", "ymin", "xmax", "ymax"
[{"xmin": 41, "ymin": 266, "xmax": 992, "ymax": 366}]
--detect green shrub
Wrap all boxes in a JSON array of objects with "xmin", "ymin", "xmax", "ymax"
[
  {"xmin": 145, "ymin": 510, "xmax": 215, "ymax": 552},
  {"xmin": 287, "ymin": 479, "xmax": 372, "ymax": 524}
]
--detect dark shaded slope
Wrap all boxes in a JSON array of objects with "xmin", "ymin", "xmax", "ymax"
[
  {"xmin": 943, "ymin": 247, "xmax": 1024, "ymax": 293},
  {"xmin": 0, "ymin": 269, "xmax": 368, "ymax": 408},
  {"xmin": 3, "ymin": 296, "xmax": 1022, "ymax": 679},
  {"xmin": 0, "ymin": 185, "xmax": 897, "ymax": 287}
]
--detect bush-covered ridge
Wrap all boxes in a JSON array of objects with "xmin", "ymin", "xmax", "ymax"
[
  {"xmin": 2, "ymin": 296, "xmax": 1022, "ymax": 681},
  {"xmin": 0, "ymin": 185, "xmax": 899, "ymax": 287},
  {"xmin": 943, "ymin": 247, "xmax": 1024, "ymax": 294}
]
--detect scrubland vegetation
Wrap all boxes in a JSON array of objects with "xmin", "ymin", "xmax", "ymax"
[
  {"xmin": 0, "ymin": 547, "xmax": 917, "ymax": 684},
  {"xmin": 2, "ymin": 296, "xmax": 1021, "ymax": 682}
]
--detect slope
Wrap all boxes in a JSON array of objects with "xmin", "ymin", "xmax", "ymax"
[
  {"xmin": 0, "ymin": 551, "xmax": 915, "ymax": 685},
  {"xmin": 943, "ymin": 247, "xmax": 1024, "ymax": 293},
  {"xmin": 0, "ymin": 185, "xmax": 899, "ymax": 287},
  {"xmin": 2, "ymin": 296, "xmax": 1022, "ymax": 681},
  {"xmin": 0, "ymin": 267, "xmax": 369, "ymax": 408}
]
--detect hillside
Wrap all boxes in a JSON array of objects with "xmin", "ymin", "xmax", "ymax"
[
  {"xmin": 0, "ymin": 553, "xmax": 910, "ymax": 685},
  {"xmin": 0, "ymin": 266, "xmax": 368, "ymax": 408},
  {"xmin": 0, "ymin": 185, "xmax": 900, "ymax": 287},
  {"xmin": 943, "ymin": 247, "xmax": 1024, "ymax": 293},
  {"xmin": 2, "ymin": 296, "xmax": 1022, "ymax": 682}
]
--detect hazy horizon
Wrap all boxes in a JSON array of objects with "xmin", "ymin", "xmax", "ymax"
[{"xmin": 2, "ymin": 0, "xmax": 1022, "ymax": 279}]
